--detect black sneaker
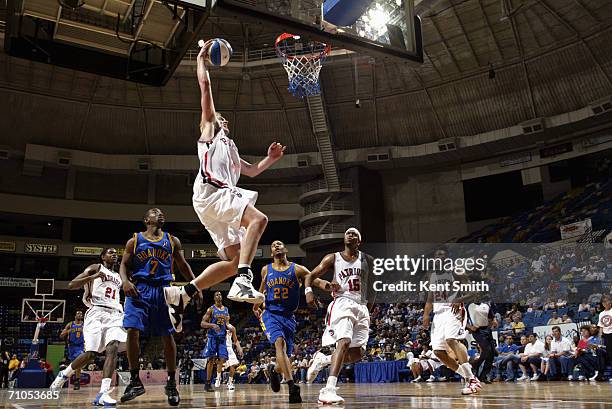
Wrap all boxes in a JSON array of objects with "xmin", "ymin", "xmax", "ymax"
[
  {"xmin": 205, "ymin": 383, "xmax": 214, "ymax": 392},
  {"xmin": 269, "ymin": 365, "xmax": 281, "ymax": 393},
  {"xmin": 165, "ymin": 380, "xmax": 180, "ymax": 406},
  {"xmin": 120, "ymin": 380, "xmax": 146, "ymax": 403},
  {"xmin": 73, "ymin": 380, "xmax": 80, "ymax": 390},
  {"xmin": 289, "ymin": 384, "xmax": 302, "ymax": 404}
]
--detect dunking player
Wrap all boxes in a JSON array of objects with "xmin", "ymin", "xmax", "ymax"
[
  {"xmin": 216, "ymin": 323, "xmax": 243, "ymax": 390},
  {"xmin": 164, "ymin": 39, "xmax": 286, "ymax": 327},
  {"xmin": 201, "ymin": 291, "xmax": 230, "ymax": 392},
  {"xmin": 253, "ymin": 240, "xmax": 333, "ymax": 404},
  {"xmin": 422, "ymin": 246, "xmax": 482, "ymax": 395},
  {"xmin": 60, "ymin": 311, "xmax": 84, "ymax": 390},
  {"xmin": 51, "ymin": 248, "xmax": 126, "ymax": 406},
  {"xmin": 119, "ymin": 208, "xmax": 199, "ymax": 406},
  {"xmin": 305, "ymin": 228, "xmax": 374, "ymax": 405}
]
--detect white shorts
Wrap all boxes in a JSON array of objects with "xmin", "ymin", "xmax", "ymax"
[
  {"xmin": 322, "ymin": 297, "xmax": 370, "ymax": 348},
  {"xmin": 224, "ymin": 343, "xmax": 239, "ymax": 369},
  {"xmin": 430, "ymin": 308, "xmax": 467, "ymax": 352},
  {"xmin": 192, "ymin": 183, "xmax": 258, "ymax": 258},
  {"xmin": 83, "ymin": 306, "xmax": 127, "ymax": 353}
]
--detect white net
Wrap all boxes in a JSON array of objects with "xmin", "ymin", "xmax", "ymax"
[{"xmin": 276, "ymin": 34, "xmax": 330, "ymax": 98}]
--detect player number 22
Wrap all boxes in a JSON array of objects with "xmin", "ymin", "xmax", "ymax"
[
  {"xmin": 105, "ymin": 287, "xmax": 116, "ymax": 299},
  {"xmin": 273, "ymin": 287, "xmax": 289, "ymax": 299}
]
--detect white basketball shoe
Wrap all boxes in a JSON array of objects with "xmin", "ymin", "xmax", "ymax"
[
  {"xmin": 227, "ymin": 271, "xmax": 264, "ymax": 303},
  {"xmin": 318, "ymin": 387, "xmax": 344, "ymax": 405},
  {"xmin": 307, "ymin": 351, "xmax": 329, "ymax": 383}
]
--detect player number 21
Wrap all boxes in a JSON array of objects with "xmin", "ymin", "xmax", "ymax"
[
  {"xmin": 105, "ymin": 287, "xmax": 116, "ymax": 299},
  {"xmin": 273, "ymin": 287, "xmax": 289, "ymax": 299}
]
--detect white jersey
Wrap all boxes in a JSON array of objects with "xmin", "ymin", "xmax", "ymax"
[
  {"xmin": 195, "ymin": 129, "xmax": 241, "ymax": 190},
  {"xmin": 83, "ymin": 265, "xmax": 123, "ymax": 312},
  {"xmin": 429, "ymin": 270, "xmax": 459, "ymax": 314},
  {"xmin": 332, "ymin": 251, "xmax": 365, "ymax": 304}
]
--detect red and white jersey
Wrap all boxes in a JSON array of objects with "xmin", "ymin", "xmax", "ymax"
[
  {"xmin": 430, "ymin": 270, "xmax": 459, "ymax": 314},
  {"xmin": 83, "ymin": 265, "xmax": 123, "ymax": 312},
  {"xmin": 195, "ymin": 129, "xmax": 241, "ymax": 190},
  {"xmin": 332, "ymin": 251, "xmax": 365, "ymax": 304}
]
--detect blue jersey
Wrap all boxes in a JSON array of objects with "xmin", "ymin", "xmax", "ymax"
[
  {"xmin": 209, "ymin": 305, "xmax": 229, "ymax": 337},
  {"xmin": 131, "ymin": 231, "xmax": 174, "ymax": 283},
  {"xmin": 264, "ymin": 262, "xmax": 300, "ymax": 316},
  {"xmin": 68, "ymin": 322, "xmax": 84, "ymax": 346}
]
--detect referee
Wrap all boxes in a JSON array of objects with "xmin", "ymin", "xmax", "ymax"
[{"xmin": 467, "ymin": 302, "xmax": 498, "ymax": 383}]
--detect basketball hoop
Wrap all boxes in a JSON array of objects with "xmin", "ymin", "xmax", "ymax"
[{"xmin": 275, "ymin": 33, "xmax": 331, "ymax": 98}]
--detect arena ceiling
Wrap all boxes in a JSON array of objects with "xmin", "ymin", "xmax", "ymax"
[{"xmin": 0, "ymin": 0, "xmax": 611, "ymax": 158}]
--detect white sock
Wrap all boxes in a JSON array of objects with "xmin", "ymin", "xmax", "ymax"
[
  {"xmin": 238, "ymin": 264, "xmax": 250, "ymax": 269},
  {"xmin": 100, "ymin": 378, "xmax": 112, "ymax": 393},
  {"xmin": 460, "ymin": 363, "xmax": 474, "ymax": 380},
  {"xmin": 62, "ymin": 364, "xmax": 75, "ymax": 377},
  {"xmin": 455, "ymin": 365, "xmax": 467, "ymax": 379},
  {"xmin": 322, "ymin": 355, "xmax": 332, "ymax": 366},
  {"xmin": 326, "ymin": 375, "xmax": 338, "ymax": 389}
]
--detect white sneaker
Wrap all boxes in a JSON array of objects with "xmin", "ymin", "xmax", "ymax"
[
  {"xmin": 530, "ymin": 374, "xmax": 540, "ymax": 381},
  {"xmin": 411, "ymin": 375, "xmax": 422, "ymax": 383},
  {"xmin": 589, "ymin": 371, "xmax": 599, "ymax": 381},
  {"xmin": 227, "ymin": 382, "xmax": 235, "ymax": 391},
  {"xmin": 438, "ymin": 376, "xmax": 447, "ymax": 382},
  {"xmin": 567, "ymin": 375, "xmax": 574, "ymax": 381},
  {"xmin": 516, "ymin": 375, "xmax": 529, "ymax": 381},
  {"xmin": 307, "ymin": 351, "xmax": 329, "ymax": 383},
  {"xmin": 578, "ymin": 375, "xmax": 585, "ymax": 381},
  {"xmin": 318, "ymin": 387, "xmax": 344, "ymax": 405},
  {"xmin": 163, "ymin": 286, "xmax": 192, "ymax": 333},
  {"xmin": 461, "ymin": 377, "xmax": 482, "ymax": 395},
  {"xmin": 93, "ymin": 391, "xmax": 117, "ymax": 407},
  {"xmin": 227, "ymin": 273, "xmax": 264, "ymax": 303},
  {"xmin": 215, "ymin": 377, "xmax": 221, "ymax": 388},
  {"xmin": 426, "ymin": 375, "xmax": 435, "ymax": 382},
  {"xmin": 50, "ymin": 372, "xmax": 68, "ymax": 392}
]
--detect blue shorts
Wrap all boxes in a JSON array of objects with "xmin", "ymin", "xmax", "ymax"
[
  {"xmin": 261, "ymin": 310, "xmax": 296, "ymax": 356},
  {"xmin": 123, "ymin": 282, "xmax": 174, "ymax": 336},
  {"xmin": 202, "ymin": 335, "xmax": 228, "ymax": 360},
  {"xmin": 68, "ymin": 345, "xmax": 84, "ymax": 361}
]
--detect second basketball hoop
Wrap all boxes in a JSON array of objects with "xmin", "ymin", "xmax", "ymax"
[{"xmin": 275, "ymin": 33, "xmax": 331, "ymax": 99}]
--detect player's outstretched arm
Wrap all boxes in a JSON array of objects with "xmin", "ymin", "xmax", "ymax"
[
  {"xmin": 422, "ymin": 290, "xmax": 434, "ymax": 329},
  {"xmin": 304, "ymin": 254, "xmax": 335, "ymax": 305},
  {"xmin": 119, "ymin": 237, "xmax": 138, "ymax": 297},
  {"xmin": 67, "ymin": 263, "xmax": 103, "ymax": 290},
  {"xmin": 295, "ymin": 264, "xmax": 333, "ymax": 292},
  {"xmin": 59, "ymin": 322, "xmax": 72, "ymax": 339},
  {"xmin": 197, "ymin": 39, "xmax": 216, "ymax": 126},
  {"xmin": 171, "ymin": 235, "xmax": 202, "ymax": 307},
  {"xmin": 240, "ymin": 142, "xmax": 286, "ymax": 177},
  {"xmin": 171, "ymin": 236, "xmax": 196, "ymax": 282},
  {"xmin": 252, "ymin": 266, "xmax": 267, "ymax": 319},
  {"xmin": 228, "ymin": 324, "xmax": 243, "ymax": 357}
]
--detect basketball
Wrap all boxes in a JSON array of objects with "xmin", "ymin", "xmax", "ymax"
[{"xmin": 201, "ymin": 38, "xmax": 233, "ymax": 67}]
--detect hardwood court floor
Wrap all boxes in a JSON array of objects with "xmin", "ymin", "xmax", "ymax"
[{"xmin": 3, "ymin": 382, "xmax": 612, "ymax": 408}]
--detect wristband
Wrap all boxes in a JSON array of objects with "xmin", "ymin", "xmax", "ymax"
[{"xmin": 304, "ymin": 287, "xmax": 313, "ymax": 295}]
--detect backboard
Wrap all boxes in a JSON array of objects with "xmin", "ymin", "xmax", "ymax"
[
  {"xmin": 213, "ymin": 0, "xmax": 423, "ymax": 64},
  {"xmin": 21, "ymin": 298, "xmax": 66, "ymax": 324}
]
